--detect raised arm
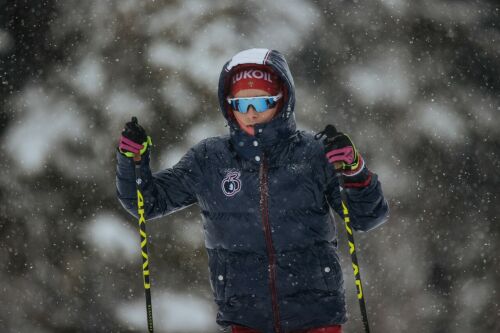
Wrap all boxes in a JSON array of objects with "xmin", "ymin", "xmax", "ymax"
[{"xmin": 115, "ymin": 117, "xmax": 201, "ymax": 220}]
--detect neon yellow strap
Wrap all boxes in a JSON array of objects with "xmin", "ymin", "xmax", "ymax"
[
  {"xmin": 344, "ymin": 134, "xmax": 360, "ymax": 170},
  {"xmin": 140, "ymin": 136, "xmax": 153, "ymax": 155}
]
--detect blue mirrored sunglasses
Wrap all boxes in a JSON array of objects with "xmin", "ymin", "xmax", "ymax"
[{"xmin": 227, "ymin": 93, "xmax": 282, "ymax": 113}]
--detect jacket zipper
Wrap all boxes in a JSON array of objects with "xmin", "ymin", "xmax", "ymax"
[{"xmin": 259, "ymin": 154, "xmax": 281, "ymax": 333}]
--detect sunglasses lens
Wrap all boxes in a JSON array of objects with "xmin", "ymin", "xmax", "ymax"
[
  {"xmin": 230, "ymin": 100, "xmax": 240, "ymax": 111},
  {"xmin": 230, "ymin": 97, "xmax": 277, "ymax": 113}
]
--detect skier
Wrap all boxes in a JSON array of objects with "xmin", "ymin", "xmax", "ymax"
[{"xmin": 116, "ymin": 48, "xmax": 389, "ymax": 333}]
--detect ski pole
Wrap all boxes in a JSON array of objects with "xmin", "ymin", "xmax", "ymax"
[
  {"xmin": 337, "ymin": 173, "xmax": 370, "ymax": 333},
  {"xmin": 316, "ymin": 125, "xmax": 371, "ymax": 333},
  {"xmin": 133, "ymin": 136, "xmax": 154, "ymax": 333}
]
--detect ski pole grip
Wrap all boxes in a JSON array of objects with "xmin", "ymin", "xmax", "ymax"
[
  {"xmin": 323, "ymin": 124, "xmax": 339, "ymax": 139},
  {"xmin": 321, "ymin": 124, "xmax": 346, "ymax": 177}
]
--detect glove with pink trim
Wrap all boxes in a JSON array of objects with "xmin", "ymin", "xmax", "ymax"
[
  {"xmin": 316, "ymin": 125, "xmax": 371, "ymax": 188},
  {"xmin": 118, "ymin": 117, "xmax": 152, "ymax": 158}
]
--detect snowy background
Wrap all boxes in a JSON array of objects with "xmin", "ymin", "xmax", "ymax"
[{"xmin": 0, "ymin": 0, "xmax": 499, "ymax": 332}]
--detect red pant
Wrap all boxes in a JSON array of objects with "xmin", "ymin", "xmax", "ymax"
[{"xmin": 232, "ymin": 324, "xmax": 342, "ymax": 333}]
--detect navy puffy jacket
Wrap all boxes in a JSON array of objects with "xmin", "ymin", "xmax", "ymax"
[{"xmin": 116, "ymin": 49, "xmax": 389, "ymax": 333}]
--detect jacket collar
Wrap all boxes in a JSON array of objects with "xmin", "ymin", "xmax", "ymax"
[{"xmin": 229, "ymin": 112, "xmax": 297, "ymax": 164}]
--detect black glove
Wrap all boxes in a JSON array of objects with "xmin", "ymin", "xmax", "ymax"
[
  {"xmin": 118, "ymin": 117, "xmax": 151, "ymax": 158},
  {"xmin": 316, "ymin": 125, "xmax": 361, "ymax": 171},
  {"xmin": 316, "ymin": 125, "xmax": 371, "ymax": 187}
]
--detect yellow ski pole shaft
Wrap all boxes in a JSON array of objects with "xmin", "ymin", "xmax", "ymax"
[
  {"xmin": 134, "ymin": 154, "xmax": 154, "ymax": 333},
  {"xmin": 337, "ymin": 173, "xmax": 370, "ymax": 333}
]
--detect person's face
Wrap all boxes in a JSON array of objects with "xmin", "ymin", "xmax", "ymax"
[{"xmin": 231, "ymin": 88, "xmax": 279, "ymax": 135}]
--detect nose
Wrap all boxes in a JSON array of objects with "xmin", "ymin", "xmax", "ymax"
[{"xmin": 246, "ymin": 105, "xmax": 259, "ymax": 118}]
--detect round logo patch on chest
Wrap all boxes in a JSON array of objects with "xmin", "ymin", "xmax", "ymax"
[{"xmin": 221, "ymin": 171, "xmax": 242, "ymax": 197}]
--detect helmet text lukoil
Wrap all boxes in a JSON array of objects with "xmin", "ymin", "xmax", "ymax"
[{"xmin": 232, "ymin": 69, "xmax": 273, "ymax": 84}]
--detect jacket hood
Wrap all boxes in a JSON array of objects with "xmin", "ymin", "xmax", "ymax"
[{"xmin": 218, "ymin": 48, "xmax": 297, "ymax": 163}]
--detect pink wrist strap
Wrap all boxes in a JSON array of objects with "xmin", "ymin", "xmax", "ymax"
[
  {"xmin": 119, "ymin": 135, "xmax": 143, "ymax": 154},
  {"xmin": 326, "ymin": 146, "xmax": 355, "ymax": 164}
]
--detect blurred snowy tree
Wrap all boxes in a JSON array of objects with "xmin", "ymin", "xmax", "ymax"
[{"xmin": 0, "ymin": 0, "xmax": 498, "ymax": 332}]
